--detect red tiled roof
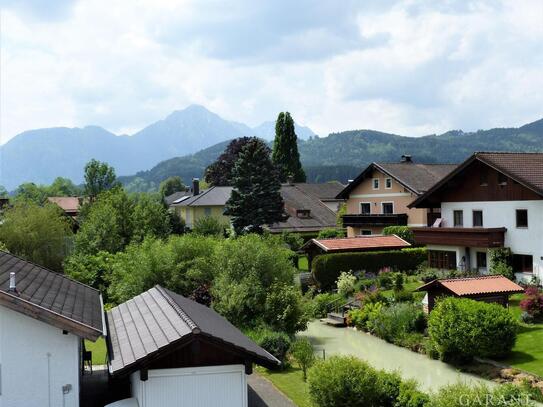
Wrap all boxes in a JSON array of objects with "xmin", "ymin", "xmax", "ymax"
[
  {"xmin": 308, "ymin": 235, "xmax": 411, "ymax": 252},
  {"xmin": 47, "ymin": 197, "xmax": 80, "ymax": 212},
  {"xmin": 417, "ymin": 275, "xmax": 524, "ymax": 296}
]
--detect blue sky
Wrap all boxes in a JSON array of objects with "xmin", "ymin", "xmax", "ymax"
[{"xmin": 1, "ymin": 0, "xmax": 542, "ymax": 142}]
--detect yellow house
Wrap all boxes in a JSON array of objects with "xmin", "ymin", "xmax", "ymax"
[
  {"xmin": 169, "ymin": 186, "xmax": 232, "ymax": 228},
  {"xmin": 336, "ymin": 156, "xmax": 456, "ymax": 237}
]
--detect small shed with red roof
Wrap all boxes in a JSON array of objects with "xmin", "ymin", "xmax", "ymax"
[
  {"xmin": 415, "ymin": 275, "xmax": 524, "ymax": 312},
  {"xmin": 301, "ymin": 235, "xmax": 411, "ymax": 269}
]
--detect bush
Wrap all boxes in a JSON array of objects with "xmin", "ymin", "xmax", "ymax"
[
  {"xmin": 396, "ymin": 380, "xmax": 430, "ymax": 407},
  {"xmin": 308, "ymin": 292, "xmax": 344, "ymax": 318},
  {"xmin": 281, "ymin": 231, "xmax": 304, "ymax": 252},
  {"xmin": 313, "ymin": 248, "xmax": 427, "ymax": 290},
  {"xmin": 393, "ymin": 289, "xmax": 415, "ymax": 303},
  {"xmin": 246, "ymin": 328, "xmax": 291, "ymax": 364},
  {"xmin": 289, "ymin": 338, "xmax": 315, "ymax": 381},
  {"xmin": 430, "ymin": 382, "xmax": 533, "ymax": 407},
  {"xmin": 428, "ymin": 297, "xmax": 518, "ymax": 363},
  {"xmin": 520, "ymin": 311, "xmax": 535, "ymax": 324},
  {"xmin": 317, "ymin": 227, "xmax": 346, "ymax": 239},
  {"xmin": 357, "ymin": 289, "xmax": 388, "ymax": 306},
  {"xmin": 378, "ymin": 271, "xmax": 394, "ymax": 289},
  {"xmin": 520, "ymin": 287, "xmax": 543, "ymax": 320},
  {"xmin": 347, "ymin": 302, "xmax": 384, "ymax": 330},
  {"xmin": 192, "ymin": 216, "xmax": 228, "ymax": 236},
  {"xmin": 264, "ymin": 283, "xmax": 308, "ymax": 334},
  {"xmin": 382, "ymin": 226, "xmax": 414, "ymax": 245},
  {"xmin": 490, "ymin": 262, "xmax": 515, "ymax": 280},
  {"xmin": 367, "ymin": 303, "xmax": 426, "ymax": 343},
  {"xmin": 336, "ymin": 271, "xmax": 357, "ymax": 296}
]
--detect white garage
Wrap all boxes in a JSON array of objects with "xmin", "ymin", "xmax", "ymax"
[{"xmin": 106, "ymin": 285, "xmax": 279, "ymax": 407}]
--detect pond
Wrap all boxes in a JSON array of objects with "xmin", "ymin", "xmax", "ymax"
[{"xmin": 298, "ymin": 321, "xmax": 492, "ymax": 392}]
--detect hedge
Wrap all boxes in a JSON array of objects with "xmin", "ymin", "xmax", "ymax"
[{"xmin": 312, "ymin": 248, "xmax": 427, "ymax": 290}]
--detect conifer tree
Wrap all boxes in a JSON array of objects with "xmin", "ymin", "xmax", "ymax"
[
  {"xmin": 272, "ymin": 112, "xmax": 306, "ymax": 182},
  {"xmin": 225, "ymin": 138, "xmax": 287, "ymax": 234}
]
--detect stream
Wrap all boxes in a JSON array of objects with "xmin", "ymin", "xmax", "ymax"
[{"xmin": 298, "ymin": 321, "xmax": 493, "ymax": 392}]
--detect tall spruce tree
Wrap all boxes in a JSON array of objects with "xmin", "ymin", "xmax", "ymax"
[
  {"xmin": 225, "ymin": 138, "xmax": 287, "ymax": 234},
  {"xmin": 272, "ymin": 112, "xmax": 306, "ymax": 182}
]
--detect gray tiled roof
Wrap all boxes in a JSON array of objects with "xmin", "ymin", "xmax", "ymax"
[
  {"xmin": 107, "ymin": 286, "xmax": 279, "ymax": 375},
  {"xmin": 171, "ymin": 186, "xmax": 233, "ymax": 207},
  {"xmin": 164, "ymin": 191, "xmax": 192, "ymax": 206},
  {"xmin": 377, "ymin": 163, "xmax": 457, "ymax": 194},
  {"xmin": 0, "ymin": 251, "xmax": 103, "ymax": 340}
]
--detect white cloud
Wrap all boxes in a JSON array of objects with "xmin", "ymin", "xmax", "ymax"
[{"xmin": 1, "ymin": 0, "xmax": 542, "ymax": 143}]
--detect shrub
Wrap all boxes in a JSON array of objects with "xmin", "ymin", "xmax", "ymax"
[
  {"xmin": 317, "ymin": 227, "xmax": 346, "ymax": 239},
  {"xmin": 490, "ymin": 261, "xmax": 515, "ymax": 280},
  {"xmin": 264, "ymin": 283, "xmax": 308, "ymax": 334},
  {"xmin": 192, "ymin": 216, "xmax": 228, "ymax": 236},
  {"xmin": 246, "ymin": 328, "xmax": 291, "ymax": 364},
  {"xmin": 308, "ymin": 292, "xmax": 344, "ymax": 318},
  {"xmin": 281, "ymin": 231, "xmax": 304, "ymax": 252},
  {"xmin": 337, "ymin": 271, "xmax": 357, "ymax": 296},
  {"xmin": 357, "ymin": 289, "xmax": 388, "ymax": 306},
  {"xmin": 313, "ymin": 248, "xmax": 427, "ymax": 290},
  {"xmin": 378, "ymin": 271, "xmax": 394, "ymax": 289},
  {"xmin": 520, "ymin": 311, "xmax": 535, "ymax": 324},
  {"xmin": 520, "ymin": 287, "xmax": 543, "ymax": 320},
  {"xmin": 189, "ymin": 283, "xmax": 212, "ymax": 306},
  {"xmin": 394, "ymin": 272, "xmax": 405, "ymax": 291},
  {"xmin": 396, "ymin": 380, "xmax": 430, "ymax": 407},
  {"xmin": 430, "ymin": 382, "xmax": 533, "ymax": 407},
  {"xmin": 382, "ymin": 226, "xmax": 414, "ymax": 245},
  {"xmin": 428, "ymin": 297, "xmax": 518, "ymax": 363},
  {"xmin": 347, "ymin": 303, "xmax": 384, "ymax": 330},
  {"xmin": 289, "ymin": 338, "xmax": 315, "ymax": 381},
  {"xmin": 367, "ymin": 303, "xmax": 426, "ymax": 343},
  {"xmin": 393, "ymin": 289, "xmax": 415, "ymax": 303}
]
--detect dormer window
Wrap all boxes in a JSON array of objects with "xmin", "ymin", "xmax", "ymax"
[{"xmin": 296, "ymin": 209, "xmax": 311, "ymax": 219}]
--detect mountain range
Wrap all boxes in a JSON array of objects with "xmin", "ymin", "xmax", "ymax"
[
  {"xmin": 0, "ymin": 105, "xmax": 315, "ymax": 190},
  {"xmin": 120, "ymin": 116, "xmax": 543, "ymax": 191}
]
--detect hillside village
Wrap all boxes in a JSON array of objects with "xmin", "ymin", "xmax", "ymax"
[{"xmin": 0, "ymin": 108, "xmax": 542, "ymax": 407}]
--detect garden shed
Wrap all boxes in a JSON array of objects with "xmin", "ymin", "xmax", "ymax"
[
  {"xmin": 416, "ymin": 275, "xmax": 524, "ymax": 312},
  {"xmin": 106, "ymin": 285, "xmax": 280, "ymax": 407}
]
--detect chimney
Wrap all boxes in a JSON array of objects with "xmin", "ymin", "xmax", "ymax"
[
  {"xmin": 9, "ymin": 272, "xmax": 16, "ymax": 292},
  {"xmin": 401, "ymin": 155, "xmax": 412, "ymax": 163},
  {"xmin": 192, "ymin": 178, "xmax": 200, "ymax": 196}
]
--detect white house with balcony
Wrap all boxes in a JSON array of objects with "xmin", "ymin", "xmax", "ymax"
[{"xmin": 410, "ymin": 152, "xmax": 543, "ymax": 283}]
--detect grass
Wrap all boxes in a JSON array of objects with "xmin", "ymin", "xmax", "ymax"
[
  {"xmin": 298, "ymin": 255, "xmax": 309, "ymax": 271},
  {"xmin": 85, "ymin": 337, "xmax": 108, "ymax": 365},
  {"xmin": 503, "ymin": 294, "xmax": 543, "ymax": 377},
  {"xmin": 256, "ymin": 366, "xmax": 311, "ymax": 407}
]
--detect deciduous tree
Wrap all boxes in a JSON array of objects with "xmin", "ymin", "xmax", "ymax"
[
  {"xmin": 159, "ymin": 176, "xmax": 185, "ymax": 198},
  {"xmin": 84, "ymin": 159, "xmax": 117, "ymax": 201},
  {"xmin": 204, "ymin": 137, "xmax": 253, "ymax": 186}
]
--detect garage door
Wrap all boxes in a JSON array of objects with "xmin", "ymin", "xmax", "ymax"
[{"xmin": 136, "ymin": 365, "xmax": 247, "ymax": 407}]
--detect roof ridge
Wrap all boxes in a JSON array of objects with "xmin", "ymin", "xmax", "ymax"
[
  {"xmin": 441, "ymin": 275, "xmax": 504, "ymax": 282},
  {"xmin": 0, "ymin": 250, "xmax": 101, "ymax": 293},
  {"xmin": 155, "ymin": 285, "xmax": 200, "ymax": 334}
]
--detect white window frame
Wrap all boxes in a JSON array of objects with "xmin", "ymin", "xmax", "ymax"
[
  {"xmin": 357, "ymin": 230, "xmax": 372, "ymax": 236},
  {"xmin": 381, "ymin": 201, "xmax": 394, "ymax": 215},
  {"xmin": 385, "ymin": 178, "xmax": 392, "ymax": 189},
  {"xmin": 359, "ymin": 202, "xmax": 371, "ymax": 215},
  {"xmin": 372, "ymin": 178, "xmax": 380, "ymax": 190}
]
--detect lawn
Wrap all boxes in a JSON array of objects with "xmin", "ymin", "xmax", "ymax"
[
  {"xmin": 298, "ymin": 255, "xmax": 309, "ymax": 271},
  {"xmin": 255, "ymin": 366, "xmax": 311, "ymax": 407},
  {"xmin": 85, "ymin": 337, "xmax": 108, "ymax": 366},
  {"xmin": 503, "ymin": 294, "xmax": 543, "ymax": 377}
]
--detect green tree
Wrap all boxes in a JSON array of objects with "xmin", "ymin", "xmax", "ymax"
[
  {"xmin": 0, "ymin": 185, "xmax": 8, "ymax": 198},
  {"xmin": 64, "ymin": 251, "xmax": 113, "ymax": 294},
  {"xmin": 131, "ymin": 193, "xmax": 171, "ymax": 242},
  {"xmin": 0, "ymin": 202, "xmax": 72, "ymax": 271},
  {"xmin": 47, "ymin": 177, "xmax": 81, "ymax": 196},
  {"xmin": 272, "ymin": 112, "xmax": 306, "ymax": 182},
  {"xmin": 290, "ymin": 338, "xmax": 315, "ymax": 381},
  {"xmin": 204, "ymin": 137, "xmax": 253, "ymax": 186},
  {"xmin": 159, "ymin": 176, "xmax": 185, "ymax": 198},
  {"xmin": 84, "ymin": 159, "xmax": 117, "ymax": 201},
  {"xmin": 13, "ymin": 182, "xmax": 48, "ymax": 204},
  {"xmin": 192, "ymin": 216, "xmax": 228, "ymax": 236},
  {"xmin": 225, "ymin": 138, "xmax": 287, "ymax": 234}
]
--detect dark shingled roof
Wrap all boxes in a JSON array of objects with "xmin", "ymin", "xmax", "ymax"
[
  {"xmin": 294, "ymin": 182, "xmax": 345, "ymax": 200},
  {"xmin": 410, "ymin": 152, "xmax": 543, "ymax": 207},
  {"xmin": 164, "ymin": 190, "xmax": 192, "ymax": 206},
  {"xmin": 267, "ymin": 184, "xmax": 338, "ymax": 233},
  {"xmin": 107, "ymin": 285, "xmax": 279, "ymax": 375},
  {"xmin": 170, "ymin": 186, "xmax": 233, "ymax": 207},
  {"xmin": 0, "ymin": 251, "xmax": 103, "ymax": 340},
  {"xmin": 336, "ymin": 161, "xmax": 457, "ymax": 198}
]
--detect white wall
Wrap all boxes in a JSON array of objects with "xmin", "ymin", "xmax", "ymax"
[
  {"xmin": 131, "ymin": 365, "xmax": 247, "ymax": 407},
  {"xmin": 0, "ymin": 306, "xmax": 80, "ymax": 407},
  {"xmin": 437, "ymin": 200, "xmax": 543, "ymax": 280}
]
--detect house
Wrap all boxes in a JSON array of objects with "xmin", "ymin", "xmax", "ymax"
[
  {"xmin": 415, "ymin": 275, "xmax": 524, "ymax": 312},
  {"xmin": 336, "ymin": 155, "xmax": 457, "ymax": 237},
  {"xmin": 301, "ymin": 234, "xmax": 411, "ymax": 269},
  {"xmin": 294, "ymin": 181, "xmax": 345, "ymax": 212},
  {"xmin": 48, "ymin": 196, "xmax": 82, "ymax": 218},
  {"xmin": 167, "ymin": 179, "xmax": 342, "ymax": 235},
  {"xmin": 0, "ymin": 251, "xmax": 104, "ymax": 407},
  {"xmin": 409, "ymin": 152, "xmax": 543, "ymax": 282},
  {"xmin": 106, "ymin": 285, "xmax": 279, "ymax": 407}
]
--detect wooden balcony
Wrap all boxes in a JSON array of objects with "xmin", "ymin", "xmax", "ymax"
[
  {"xmin": 342, "ymin": 213, "xmax": 408, "ymax": 228},
  {"xmin": 411, "ymin": 227, "xmax": 506, "ymax": 248}
]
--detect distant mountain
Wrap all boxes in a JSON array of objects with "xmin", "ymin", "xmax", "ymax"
[
  {"xmin": 0, "ymin": 105, "xmax": 316, "ymax": 190},
  {"xmin": 252, "ymin": 120, "xmax": 316, "ymax": 140},
  {"xmin": 119, "ymin": 118, "xmax": 543, "ymax": 190}
]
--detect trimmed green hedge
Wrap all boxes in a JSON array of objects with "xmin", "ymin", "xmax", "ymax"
[{"xmin": 312, "ymin": 248, "xmax": 427, "ymax": 290}]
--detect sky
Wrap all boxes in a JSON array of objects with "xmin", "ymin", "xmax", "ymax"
[{"xmin": 1, "ymin": 0, "xmax": 543, "ymax": 143}]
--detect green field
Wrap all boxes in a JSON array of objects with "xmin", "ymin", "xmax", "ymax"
[
  {"xmin": 256, "ymin": 366, "xmax": 311, "ymax": 407},
  {"xmin": 85, "ymin": 337, "xmax": 108, "ymax": 366}
]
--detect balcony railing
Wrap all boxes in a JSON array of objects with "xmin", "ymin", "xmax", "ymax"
[
  {"xmin": 342, "ymin": 213, "xmax": 408, "ymax": 227},
  {"xmin": 411, "ymin": 227, "xmax": 506, "ymax": 248}
]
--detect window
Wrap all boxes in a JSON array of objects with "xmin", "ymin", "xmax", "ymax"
[
  {"xmin": 516, "ymin": 209, "xmax": 528, "ymax": 228},
  {"xmin": 360, "ymin": 203, "xmax": 371, "ymax": 215},
  {"xmin": 453, "ymin": 210, "xmax": 463, "ymax": 227},
  {"xmin": 382, "ymin": 202, "xmax": 394, "ymax": 214},
  {"xmin": 480, "ymin": 169, "xmax": 488, "ymax": 186},
  {"xmin": 372, "ymin": 178, "xmax": 379, "ymax": 190},
  {"xmin": 360, "ymin": 230, "xmax": 372, "ymax": 236},
  {"xmin": 473, "ymin": 210, "xmax": 483, "ymax": 227},
  {"xmin": 428, "ymin": 250, "xmax": 457, "ymax": 269},
  {"xmin": 498, "ymin": 172, "xmax": 507, "ymax": 185},
  {"xmin": 476, "ymin": 252, "xmax": 487, "ymax": 269},
  {"xmin": 204, "ymin": 207, "xmax": 212, "ymax": 216},
  {"xmin": 513, "ymin": 254, "xmax": 533, "ymax": 273},
  {"xmin": 296, "ymin": 209, "xmax": 311, "ymax": 218},
  {"xmin": 385, "ymin": 178, "xmax": 392, "ymax": 189}
]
